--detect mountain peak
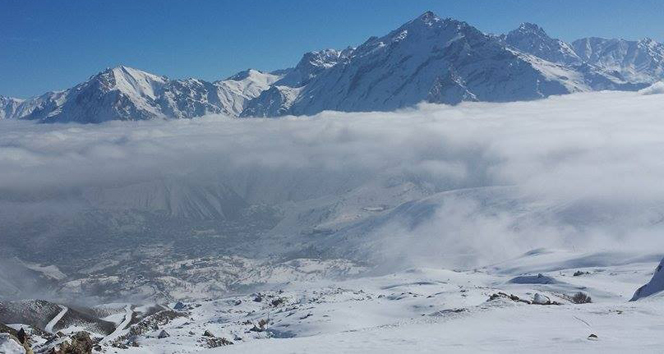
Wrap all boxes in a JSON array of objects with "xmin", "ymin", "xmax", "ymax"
[
  {"xmin": 511, "ymin": 22, "xmax": 549, "ymax": 38},
  {"xmin": 411, "ymin": 11, "xmax": 442, "ymax": 27},
  {"xmin": 417, "ymin": 11, "xmax": 437, "ymax": 21},
  {"xmin": 100, "ymin": 65, "xmax": 137, "ymax": 74},
  {"xmin": 299, "ymin": 49, "xmax": 347, "ymax": 68},
  {"xmin": 504, "ymin": 22, "xmax": 580, "ymax": 65},
  {"xmin": 518, "ymin": 22, "xmax": 542, "ymax": 31},
  {"xmin": 639, "ymin": 37, "xmax": 661, "ymax": 47},
  {"xmin": 398, "ymin": 12, "xmax": 470, "ymax": 35},
  {"xmin": 99, "ymin": 66, "xmax": 165, "ymax": 82},
  {"xmin": 4, "ymin": 15, "xmax": 664, "ymax": 123},
  {"xmin": 226, "ymin": 69, "xmax": 264, "ymax": 81},
  {"xmin": 276, "ymin": 48, "xmax": 351, "ymax": 87}
]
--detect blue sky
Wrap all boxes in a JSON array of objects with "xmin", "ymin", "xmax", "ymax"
[{"xmin": 2, "ymin": 0, "xmax": 663, "ymax": 98}]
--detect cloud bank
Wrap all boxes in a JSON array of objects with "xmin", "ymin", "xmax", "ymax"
[{"xmin": 1, "ymin": 90, "xmax": 664, "ymax": 270}]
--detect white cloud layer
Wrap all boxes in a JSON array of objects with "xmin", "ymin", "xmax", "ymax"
[{"xmin": 1, "ymin": 90, "xmax": 664, "ymax": 269}]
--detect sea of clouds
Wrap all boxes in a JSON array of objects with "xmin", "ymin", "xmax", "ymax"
[{"xmin": 1, "ymin": 90, "xmax": 664, "ymax": 270}]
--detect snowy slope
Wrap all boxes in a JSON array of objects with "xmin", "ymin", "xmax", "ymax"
[
  {"xmin": 0, "ymin": 334, "xmax": 24, "ymax": 354},
  {"xmin": 215, "ymin": 69, "xmax": 282, "ymax": 116},
  {"xmin": 3, "ymin": 250, "xmax": 661, "ymax": 354},
  {"xmin": 276, "ymin": 48, "xmax": 354, "ymax": 88},
  {"xmin": 3, "ymin": 67, "xmax": 281, "ymax": 122},
  {"xmin": 572, "ymin": 37, "xmax": 664, "ymax": 84},
  {"xmin": 21, "ymin": 66, "xmax": 170, "ymax": 123},
  {"xmin": 502, "ymin": 22, "xmax": 581, "ymax": 65},
  {"xmin": 502, "ymin": 25, "xmax": 664, "ymax": 88},
  {"xmin": 639, "ymin": 81, "xmax": 664, "ymax": 95},
  {"xmin": 241, "ymin": 85, "xmax": 302, "ymax": 117},
  {"xmin": 0, "ymin": 96, "xmax": 24, "ymax": 120},
  {"xmin": 250, "ymin": 12, "xmax": 581, "ymax": 117},
  {"xmin": 631, "ymin": 258, "xmax": 664, "ymax": 301},
  {"xmin": 247, "ymin": 13, "xmax": 663, "ymax": 117},
  {"xmin": 4, "ymin": 12, "xmax": 664, "ymax": 122}
]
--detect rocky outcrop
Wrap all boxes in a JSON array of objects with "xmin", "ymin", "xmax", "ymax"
[{"xmin": 49, "ymin": 331, "xmax": 94, "ymax": 354}]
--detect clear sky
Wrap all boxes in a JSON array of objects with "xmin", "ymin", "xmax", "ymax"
[{"xmin": 2, "ymin": 0, "xmax": 663, "ymax": 98}]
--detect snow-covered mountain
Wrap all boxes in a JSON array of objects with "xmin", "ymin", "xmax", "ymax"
[
  {"xmin": 1, "ymin": 66, "xmax": 280, "ymax": 123},
  {"xmin": 0, "ymin": 96, "xmax": 24, "ymax": 120},
  {"xmin": 215, "ymin": 69, "xmax": 283, "ymax": 116},
  {"xmin": 499, "ymin": 23, "xmax": 656, "ymax": 91},
  {"xmin": 501, "ymin": 23, "xmax": 581, "ymax": 65},
  {"xmin": 276, "ymin": 48, "xmax": 354, "ymax": 88},
  {"xmin": 2, "ymin": 11, "xmax": 664, "ymax": 122},
  {"xmin": 573, "ymin": 37, "xmax": 664, "ymax": 84},
  {"xmin": 248, "ymin": 12, "xmax": 585, "ymax": 117}
]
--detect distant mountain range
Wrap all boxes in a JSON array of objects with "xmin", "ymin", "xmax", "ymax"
[{"xmin": 2, "ymin": 11, "xmax": 663, "ymax": 123}]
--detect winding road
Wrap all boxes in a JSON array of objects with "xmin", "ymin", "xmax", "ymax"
[
  {"xmin": 102, "ymin": 305, "xmax": 133, "ymax": 343},
  {"xmin": 45, "ymin": 305, "xmax": 68, "ymax": 333}
]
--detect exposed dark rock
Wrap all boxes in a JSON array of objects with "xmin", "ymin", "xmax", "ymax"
[
  {"xmin": 16, "ymin": 328, "xmax": 27, "ymax": 344},
  {"xmin": 249, "ymin": 325, "xmax": 263, "ymax": 332},
  {"xmin": 508, "ymin": 273, "xmax": 559, "ymax": 285},
  {"xmin": 206, "ymin": 337, "xmax": 233, "ymax": 348},
  {"xmin": 0, "ymin": 322, "xmax": 18, "ymax": 337},
  {"xmin": 111, "ymin": 309, "xmax": 184, "ymax": 347},
  {"xmin": 489, "ymin": 292, "xmax": 531, "ymax": 304},
  {"xmin": 570, "ymin": 292, "xmax": 592, "ymax": 304},
  {"xmin": 50, "ymin": 331, "xmax": 94, "ymax": 354},
  {"xmin": 488, "ymin": 292, "xmax": 563, "ymax": 306}
]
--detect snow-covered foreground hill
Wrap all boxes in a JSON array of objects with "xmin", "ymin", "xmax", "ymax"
[
  {"xmin": 2, "ymin": 250, "xmax": 663, "ymax": 353},
  {"xmin": 2, "ymin": 89, "xmax": 664, "ymax": 351},
  {"xmin": 200, "ymin": 253, "xmax": 664, "ymax": 354}
]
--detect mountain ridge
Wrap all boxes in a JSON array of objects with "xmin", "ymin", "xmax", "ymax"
[{"xmin": 2, "ymin": 11, "xmax": 663, "ymax": 122}]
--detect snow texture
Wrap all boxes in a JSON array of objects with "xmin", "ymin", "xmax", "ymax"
[
  {"xmin": 0, "ymin": 334, "xmax": 25, "ymax": 354},
  {"xmin": 639, "ymin": 81, "xmax": 664, "ymax": 95},
  {"xmin": 632, "ymin": 258, "xmax": 664, "ymax": 300}
]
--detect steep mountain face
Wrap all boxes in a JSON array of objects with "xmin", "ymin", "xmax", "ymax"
[
  {"xmin": 241, "ymin": 49, "xmax": 351, "ymax": 117},
  {"xmin": 245, "ymin": 12, "xmax": 663, "ymax": 117},
  {"xmin": 215, "ymin": 69, "xmax": 282, "ymax": 116},
  {"xmin": 3, "ymin": 11, "xmax": 664, "ymax": 122},
  {"xmin": 3, "ymin": 67, "xmax": 280, "ymax": 123},
  {"xmin": 500, "ymin": 24, "xmax": 653, "ymax": 91},
  {"xmin": 0, "ymin": 96, "xmax": 23, "ymax": 120},
  {"xmin": 251, "ymin": 12, "xmax": 583, "ymax": 116},
  {"xmin": 572, "ymin": 37, "xmax": 664, "ymax": 84},
  {"xmin": 241, "ymin": 85, "xmax": 302, "ymax": 117},
  {"xmin": 502, "ymin": 23, "xmax": 581, "ymax": 65},
  {"xmin": 276, "ymin": 48, "xmax": 354, "ymax": 87}
]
